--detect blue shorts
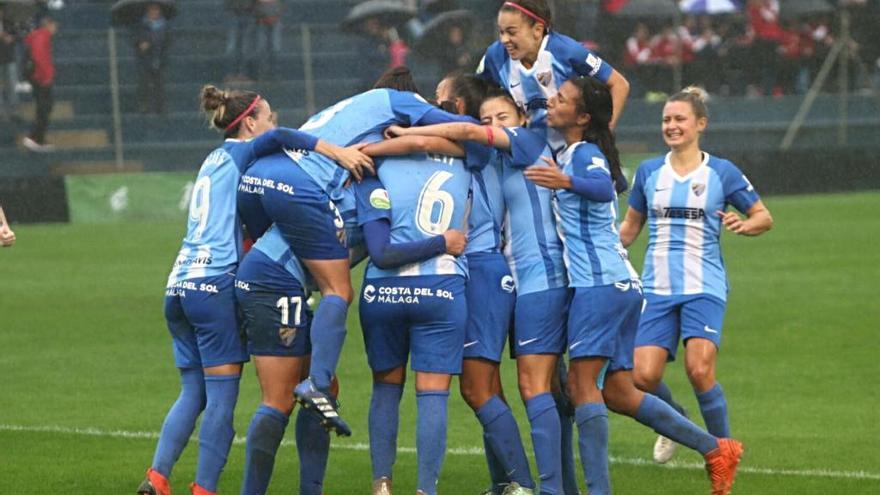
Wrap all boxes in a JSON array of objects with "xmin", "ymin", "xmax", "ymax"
[
  {"xmin": 635, "ymin": 293, "xmax": 726, "ymax": 361},
  {"xmin": 463, "ymin": 252, "xmax": 516, "ymax": 362},
  {"xmin": 359, "ymin": 275, "xmax": 467, "ymax": 374},
  {"xmin": 241, "ymin": 162, "xmax": 348, "ymax": 260},
  {"xmin": 164, "ymin": 274, "xmax": 248, "ymax": 369},
  {"xmin": 513, "ymin": 287, "xmax": 571, "ymax": 356},
  {"xmin": 235, "ymin": 281, "xmax": 312, "ymax": 358},
  {"xmin": 567, "ymin": 281, "xmax": 643, "ymax": 372}
]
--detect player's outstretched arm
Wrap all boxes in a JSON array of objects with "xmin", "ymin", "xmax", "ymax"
[
  {"xmin": 314, "ymin": 140, "xmax": 375, "ymax": 181},
  {"xmin": 717, "ymin": 200, "xmax": 773, "ymax": 236},
  {"xmin": 606, "ymin": 69, "xmax": 631, "ymax": 131},
  {"xmin": 361, "ymin": 136, "xmax": 464, "ymax": 158},
  {"xmin": 385, "ymin": 123, "xmax": 512, "ymax": 150},
  {"xmin": 619, "ymin": 208, "xmax": 646, "ymax": 248},
  {"xmin": 362, "ymin": 219, "xmax": 463, "ymax": 269}
]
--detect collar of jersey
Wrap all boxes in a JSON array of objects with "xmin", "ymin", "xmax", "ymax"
[
  {"xmin": 663, "ymin": 151, "xmax": 709, "ymax": 182},
  {"xmin": 513, "ymin": 34, "xmax": 551, "ymax": 74}
]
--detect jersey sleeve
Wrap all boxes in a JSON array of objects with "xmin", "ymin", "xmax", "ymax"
[
  {"xmin": 252, "ymin": 128, "xmax": 319, "ymax": 158},
  {"xmin": 627, "ymin": 162, "xmax": 650, "ymax": 214},
  {"xmin": 388, "ymin": 90, "xmax": 437, "ymax": 126},
  {"xmin": 503, "ymin": 127, "xmax": 548, "ymax": 168},
  {"xmin": 354, "ymin": 176, "xmax": 392, "ymax": 226},
  {"xmin": 475, "ymin": 42, "xmax": 505, "ymax": 86},
  {"xmin": 720, "ymin": 161, "xmax": 760, "ymax": 213},
  {"xmin": 463, "ymin": 141, "xmax": 493, "ymax": 171},
  {"xmin": 568, "ymin": 145, "xmax": 614, "ymax": 202},
  {"xmin": 551, "ymin": 33, "xmax": 613, "ymax": 83}
]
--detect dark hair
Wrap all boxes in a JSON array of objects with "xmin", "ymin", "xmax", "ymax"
[
  {"xmin": 569, "ymin": 77, "xmax": 626, "ymax": 193},
  {"xmin": 441, "ymin": 71, "xmax": 490, "ymax": 119},
  {"xmin": 372, "ymin": 66, "xmax": 421, "ymax": 94},
  {"xmin": 667, "ymin": 85, "xmax": 709, "ymax": 121},
  {"xmin": 481, "ymin": 85, "xmax": 524, "ymax": 117},
  {"xmin": 499, "ymin": 0, "xmax": 552, "ymax": 34},
  {"xmin": 200, "ymin": 85, "xmax": 261, "ymax": 138}
]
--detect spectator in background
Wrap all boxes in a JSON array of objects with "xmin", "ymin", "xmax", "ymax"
[
  {"xmin": 650, "ymin": 24, "xmax": 690, "ymax": 94},
  {"xmin": 717, "ymin": 15, "xmax": 753, "ymax": 96},
  {"xmin": 224, "ymin": 0, "xmax": 254, "ymax": 82},
  {"xmin": 747, "ymin": 0, "xmax": 783, "ymax": 96},
  {"xmin": 21, "ymin": 15, "xmax": 56, "ymax": 152},
  {"xmin": 354, "ymin": 18, "xmax": 407, "ymax": 91},
  {"xmin": 0, "ymin": 10, "xmax": 18, "ymax": 120},
  {"xmin": 623, "ymin": 22, "xmax": 655, "ymax": 96},
  {"xmin": 251, "ymin": 0, "xmax": 283, "ymax": 80},
  {"xmin": 436, "ymin": 24, "xmax": 474, "ymax": 75},
  {"xmin": 135, "ymin": 3, "xmax": 170, "ymax": 115},
  {"xmin": 777, "ymin": 19, "xmax": 808, "ymax": 94},
  {"xmin": 687, "ymin": 16, "xmax": 723, "ymax": 93}
]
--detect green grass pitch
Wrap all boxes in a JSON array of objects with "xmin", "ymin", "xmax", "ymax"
[{"xmin": 1, "ymin": 191, "xmax": 878, "ymax": 494}]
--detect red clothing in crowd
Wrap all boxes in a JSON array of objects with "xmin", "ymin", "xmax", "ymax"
[
  {"xmin": 747, "ymin": 0, "xmax": 784, "ymax": 42},
  {"xmin": 25, "ymin": 26, "xmax": 54, "ymax": 86}
]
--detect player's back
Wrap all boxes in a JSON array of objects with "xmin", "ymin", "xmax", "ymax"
[
  {"xmin": 466, "ymin": 160, "xmax": 505, "ymax": 255},
  {"xmin": 366, "ymin": 152, "xmax": 471, "ymax": 279},
  {"xmin": 237, "ymin": 225, "xmax": 308, "ymax": 292}
]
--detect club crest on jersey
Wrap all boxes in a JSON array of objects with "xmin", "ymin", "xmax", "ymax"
[
  {"xmin": 691, "ymin": 182, "xmax": 706, "ymax": 197},
  {"xmin": 500, "ymin": 275, "xmax": 515, "ymax": 293},
  {"xmin": 279, "ymin": 326, "xmax": 297, "ymax": 347},
  {"xmin": 537, "ymin": 71, "xmax": 552, "ymax": 87},
  {"xmin": 370, "ymin": 188, "xmax": 391, "ymax": 209}
]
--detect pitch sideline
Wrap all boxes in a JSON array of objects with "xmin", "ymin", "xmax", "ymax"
[{"xmin": 1, "ymin": 423, "xmax": 878, "ymax": 482}]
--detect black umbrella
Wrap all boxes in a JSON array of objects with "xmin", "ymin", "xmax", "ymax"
[
  {"xmin": 614, "ymin": 0, "xmax": 679, "ymax": 18},
  {"xmin": 0, "ymin": 0, "xmax": 38, "ymax": 23},
  {"xmin": 424, "ymin": 0, "xmax": 458, "ymax": 16},
  {"xmin": 111, "ymin": 0, "xmax": 177, "ymax": 26},
  {"xmin": 414, "ymin": 9, "xmax": 475, "ymax": 56},
  {"xmin": 780, "ymin": 0, "xmax": 833, "ymax": 20},
  {"xmin": 341, "ymin": 0, "xmax": 417, "ymax": 31}
]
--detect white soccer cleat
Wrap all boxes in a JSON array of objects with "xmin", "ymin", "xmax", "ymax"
[
  {"xmin": 372, "ymin": 477, "xmax": 392, "ymax": 495},
  {"xmin": 653, "ymin": 434, "xmax": 679, "ymax": 464},
  {"xmin": 501, "ymin": 482, "xmax": 534, "ymax": 495}
]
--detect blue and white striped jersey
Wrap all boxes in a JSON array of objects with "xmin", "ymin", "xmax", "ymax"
[
  {"xmin": 359, "ymin": 152, "xmax": 472, "ymax": 279},
  {"xmin": 554, "ymin": 142, "xmax": 636, "ymax": 287},
  {"xmin": 465, "ymin": 158, "xmax": 506, "ymax": 255},
  {"xmin": 496, "ymin": 127, "xmax": 567, "ymax": 295},
  {"xmin": 477, "ymin": 32, "xmax": 613, "ymax": 151},
  {"xmin": 628, "ymin": 153, "xmax": 760, "ymax": 301}
]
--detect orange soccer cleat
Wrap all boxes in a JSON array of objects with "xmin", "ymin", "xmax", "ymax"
[
  {"xmin": 704, "ymin": 438, "xmax": 744, "ymax": 495},
  {"xmin": 137, "ymin": 468, "xmax": 171, "ymax": 495},
  {"xmin": 190, "ymin": 482, "xmax": 217, "ymax": 495}
]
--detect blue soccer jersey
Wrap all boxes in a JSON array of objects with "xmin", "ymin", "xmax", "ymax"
[
  {"xmin": 466, "ymin": 159, "xmax": 506, "ymax": 255},
  {"xmin": 628, "ymin": 153, "xmax": 761, "ymax": 301},
  {"xmin": 554, "ymin": 142, "xmax": 636, "ymax": 287},
  {"xmin": 357, "ymin": 153, "xmax": 472, "ymax": 279},
  {"xmin": 239, "ymin": 225, "xmax": 308, "ymax": 291},
  {"xmin": 167, "ymin": 139, "xmax": 260, "ymax": 286},
  {"xmin": 477, "ymin": 32, "xmax": 613, "ymax": 151},
  {"xmin": 293, "ymin": 89, "xmax": 440, "ymax": 201},
  {"xmin": 496, "ymin": 127, "xmax": 567, "ymax": 295}
]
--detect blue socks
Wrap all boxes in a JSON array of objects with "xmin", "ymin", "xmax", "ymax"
[
  {"xmin": 416, "ymin": 391, "xmax": 450, "ymax": 495},
  {"xmin": 241, "ymin": 405, "xmax": 288, "ymax": 495},
  {"xmin": 652, "ymin": 381, "xmax": 688, "ymax": 417},
  {"xmin": 296, "ymin": 406, "xmax": 331, "ymax": 495},
  {"xmin": 575, "ymin": 402, "xmax": 610, "ymax": 495},
  {"xmin": 195, "ymin": 374, "xmax": 240, "ymax": 492},
  {"xmin": 558, "ymin": 406, "xmax": 579, "ymax": 495},
  {"xmin": 152, "ymin": 369, "xmax": 206, "ymax": 477},
  {"xmin": 369, "ymin": 382, "xmax": 403, "ymax": 480},
  {"xmin": 483, "ymin": 432, "xmax": 507, "ymax": 494},
  {"xmin": 476, "ymin": 395, "xmax": 535, "ymax": 490},
  {"xmin": 697, "ymin": 383, "xmax": 730, "ymax": 438},
  {"xmin": 525, "ymin": 393, "xmax": 561, "ymax": 495},
  {"xmin": 634, "ymin": 393, "xmax": 717, "ymax": 456},
  {"xmin": 308, "ymin": 295, "xmax": 348, "ymax": 390}
]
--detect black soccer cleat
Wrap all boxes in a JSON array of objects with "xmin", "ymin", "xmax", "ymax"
[{"xmin": 294, "ymin": 377, "xmax": 352, "ymax": 437}]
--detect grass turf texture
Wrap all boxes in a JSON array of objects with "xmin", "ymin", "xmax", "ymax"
[{"xmin": 1, "ymin": 191, "xmax": 878, "ymax": 494}]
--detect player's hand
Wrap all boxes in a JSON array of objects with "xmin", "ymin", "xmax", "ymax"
[
  {"xmin": 442, "ymin": 229, "xmax": 467, "ymax": 256},
  {"xmin": 0, "ymin": 225, "xmax": 15, "ymax": 248},
  {"xmin": 717, "ymin": 209, "xmax": 746, "ymax": 234},
  {"xmin": 523, "ymin": 157, "xmax": 571, "ymax": 189},
  {"xmin": 384, "ymin": 125, "xmax": 409, "ymax": 139},
  {"xmin": 334, "ymin": 143, "xmax": 375, "ymax": 181}
]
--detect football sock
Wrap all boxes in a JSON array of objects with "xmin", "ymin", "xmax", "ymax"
[
  {"xmin": 308, "ymin": 295, "xmax": 348, "ymax": 390},
  {"xmin": 696, "ymin": 383, "xmax": 730, "ymax": 438},
  {"xmin": 652, "ymin": 381, "xmax": 687, "ymax": 416},
  {"xmin": 416, "ymin": 390, "xmax": 450, "ymax": 495},
  {"xmin": 195, "ymin": 374, "xmax": 240, "ymax": 492},
  {"xmin": 525, "ymin": 393, "xmax": 561, "ymax": 495},
  {"xmin": 476, "ymin": 395, "xmax": 535, "ymax": 490},
  {"xmin": 483, "ymin": 432, "xmax": 507, "ymax": 494},
  {"xmin": 241, "ymin": 404, "xmax": 288, "ymax": 495},
  {"xmin": 559, "ymin": 405, "xmax": 579, "ymax": 495},
  {"xmin": 297, "ymin": 405, "xmax": 331, "ymax": 495},
  {"xmin": 152, "ymin": 368, "xmax": 206, "ymax": 477},
  {"xmin": 575, "ymin": 402, "xmax": 610, "ymax": 495},
  {"xmin": 369, "ymin": 382, "xmax": 403, "ymax": 480},
  {"xmin": 634, "ymin": 393, "xmax": 717, "ymax": 456}
]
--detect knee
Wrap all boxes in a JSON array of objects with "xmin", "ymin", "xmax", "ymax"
[
  {"xmin": 459, "ymin": 378, "xmax": 490, "ymax": 411},
  {"xmin": 686, "ymin": 363, "xmax": 715, "ymax": 390},
  {"xmin": 633, "ymin": 367, "xmax": 662, "ymax": 393}
]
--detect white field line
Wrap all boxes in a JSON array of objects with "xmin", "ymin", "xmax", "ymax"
[{"xmin": 2, "ymin": 423, "xmax": 879, "ymax": 482}]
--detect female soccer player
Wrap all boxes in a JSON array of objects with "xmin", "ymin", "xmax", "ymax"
[
  {"xmin": 619, "ymin": 86, "xmax": 773, "ymax": 466},
  {"xmin": 526, "ymin": 77, "xmax": 746, "ymax": 495},
  {"xmin": 476, "ymin": 0, "xmax": 630, "ymax": 151},
  {"xmin": 138, "ymin": 85, "xmax": 371, "ymax": 495},
  {"xmin": 388, "ymin": 88, "xmax": 568, "ymax": 495}
]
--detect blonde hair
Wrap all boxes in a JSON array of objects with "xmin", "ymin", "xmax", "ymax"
[{"xmin": 667, "ymin": 85, "xmax": 709, "ymax": 121}]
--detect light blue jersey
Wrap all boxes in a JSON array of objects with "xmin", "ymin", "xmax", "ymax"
[
  {"xmin": 629, "ymin": 153, "xmax": 761, "ymax": 302},
  {"xmin": 362, "ymin": 152, "xmax": 472, "ymax": 279},
  {"xmin": 245, "ymin": 225, "xmax": 308, "ymax": 290},
  {"xmin": 167, "ymin": 139, "xmax": 256, "ymax": 286},
  {"xmin": 477, "ymin": 32, "xmax": 613, "ymax": 151},
  {"xmin": 554, "ymin": 142, "xmax": 636, "ymax": 287},
  {"xmin": 496, "ymin": 127, "xmax": 567, "ymax": 295},
  {"xmin": 466, "ymin": 158, "xmax": 506, "ymax": 254},
  {"xmin": 294, "ymin": 89, "xmax": 439, "ymax": 201}
]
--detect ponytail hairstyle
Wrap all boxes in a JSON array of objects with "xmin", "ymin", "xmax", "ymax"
[
  {"xmin": 200, "ymin": 85, "xmax": 262, "ymax": 138},
  {"xmin": 667, "ymin": 85, "xmax": 710, "ymax": 123},
  {"xmin": 499, "ymin": 0, "xmax": 552, "ymax": 35},
  {"xmin": 372, "ymin": 65, "xmax": 421, "ymax": 94},
  {"xmin": 569, "ymin": 76, "xmax": 626, "ymax": 193},
  {"xmin": 443, "ymin": 71, "xmax": 491, "ymax": 120}
]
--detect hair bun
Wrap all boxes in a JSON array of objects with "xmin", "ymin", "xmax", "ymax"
[{"xmin": 681, "ymin": 85, "xmax": 709, "ymax": 104}]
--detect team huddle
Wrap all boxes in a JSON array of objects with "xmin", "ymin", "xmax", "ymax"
[{"xmin": 137, "ymin": 2, "xmax": 774, "ymax": 495}]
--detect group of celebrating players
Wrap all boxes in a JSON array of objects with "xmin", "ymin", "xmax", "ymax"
[{"xmin": 136, "ymin": 1, "xmax": 774, "ymax": 495}]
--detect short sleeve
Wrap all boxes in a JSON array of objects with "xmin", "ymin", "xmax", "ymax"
[
  {"xmin": 572, "ymin": 144, "xmax": 610, "ymax": 177},
  {"xmin": 475, "ymin": 42, "xmax": 504, "ymax": 86},
  {"xmin": 463, "ymin": 141, "xmax": 492, "ymax": 171},
  {"xmin": 720, "ymin": 162, "xmax": 760, "ymax": 214},
  {"xmin": 354, "ymin": 176, "xmax": 392, "ymax": 226},
  {"xmin": 552, "ymin": 33, "xmax": 613, "ymax": 83},
  {"xmin": 388, "ymin": 90, "xmax": 436, "ymax": 126},
  {"xmin": 503, "ymin": 127, "xmax": 547, "ymax": 167},
  {"xmin": 628, "ymin": 163, "xmax": 649, "ymax": 214}
]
